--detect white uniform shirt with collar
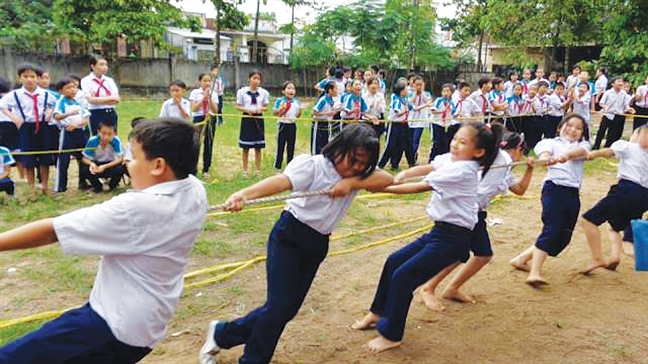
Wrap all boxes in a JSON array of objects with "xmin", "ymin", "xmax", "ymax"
[
  {"xmin": 610, "ymin": 140, "xmax": 648, "ymax": 188},
  {"xmin": 432, "ymin": 97, "xmax": 454, "ymax": 126},
  {"xmin": 634, "ymin": 85, "xmax": 648, "ymax": 108},
  {"xmin": 503, "ymin": 80, "xmax": 517, "ymax": 99},
  {"xmin": 522, "ymin": 94, "xmax": 536, "ymax": 115},
  {"xmin": 528, "ymin": 78, "xmax": 547, "ymax": 89},
  {"xmin": 389, "ymin": 95, "xmax": 412, "ymax": 123},
  {"xmin": 452, "ymin": 97, "xmax": 480, "ymax": 125},
  {"xmin": 571, "ymin": 91, "xmax": 591, "ymax": 122},
  {"xmin": 0, "ymin": 86, "xmax": 55, "ymax": 123},
  {"xmin": 487, "ymin": 90, "xmax": 507, "ymax": 116},
  {"xmin": 547, "ymin": 93, "xmax": 567, "ymax": 117},
  {"xmin": 599, "ymin": 88, "xmax": 631, "ymax": 120},
  {"xmin": 469, "ymin": 90, "xmax": 491, "ymax": 115},
  {"xmin": 533, "ymin": 94, "xmax": 550, "ymax": 115},
  {"xmin": 425, "ymin": 153, "xmax": 480, "ymax": 230},
  {"xmin": 535, "ymin": 137, "xmax": 591, "ymax": 188},
  {"xmin": 408, "ymin": 91, "xmax": 433, "ymax": 128},
  {"xmin": 236, "ymin": 86, "xmax": 270, "ymax": 114},
  {"xmin": 477, "ymin": 150, "xmax": 517, "ymax": 210},
  {"xmin": 283, "ymin": 154, "xmax": 359, "ymax": 235},
  {"xmin": 159, "ymin": 98, "xmax": 192, "ymax": 120},
  {"xmin": 52, "ymin": 175, "xmax": 208, "ymax": 348},
  {"xmin": 80, "ymin": 73, "xmax": 119, "ymax": 110},
  {"xmin": 362, "ymin": 91, "xmax": 386, "ymax": 119},
  {"xmin": 273, "ymin": 96, "xmax": 301, "ymax": 124},
  {"xmin": 595, "ymin": 75, "xmax": 608, "ymax": 97},
  {"xmin": 189, "ymin": 88, "xmax": 220, "ymax": 118}
]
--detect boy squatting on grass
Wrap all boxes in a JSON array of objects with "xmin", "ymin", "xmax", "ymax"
[{"xmin": 0, "ymin": 118, "xmax": 207, "ymax": 364}]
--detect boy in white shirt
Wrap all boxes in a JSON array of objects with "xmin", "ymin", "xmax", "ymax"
[
  {"xmin": 159, "ymin": 80, "xmax": 191, "ymax": 122},
  {"xmin": 593, "ymin": 77, "xmax": 635, "ymax": 150},
  {"xmin": 0, "ymin": 119, "xmax": 207, "ymax": 364}
]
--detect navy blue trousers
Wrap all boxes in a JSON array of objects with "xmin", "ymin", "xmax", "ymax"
[
  {"xmin": 193, "ymin": 115, "xmax": 217, "ymax": 173},
  {"xmin": 379, "ymin": 123, "xmax": 415, "ymax": 169},
  {"xmin": 445, "ymin": 124, "xmax": 461, "ymax": 152},
  {"xmin": 583, "ymin": 179, "xmax": 648, "ymax": 235},
  {"xmin": 214, "ymin": 211, "xmax": 329, "ymax": 364},
  {"xmin": 428, "ymin": 124, "xmax": 448, "ymax": 163},
  {"xmin": 370, "ymin": 223, "xmax": 471, "ymax": 342},
  {"xmin": 545, "ymin": 115, "xmax": 562, "ymax": 139},
  {"xmin": 0, "ymin": 303, "xmax": 151, "ymax": 364},
  {"xmin": 55, "ymin": 128, "xmax": 89, "ymax": 192},
  {"xmin": 89, "ymin": 109, "xmax": 117, "ymax": 136},
  {"xmin": 275, "ymin": 123, "xmax": 296, "ymax": 169},
  {"xmin": 0, "ymin": 177, "xmax": 14, "ymax": 195},
  {"xmin": 535, "ymin": 181, "xmax": 580, "ymax": 257},
  {"xmin": 310, "ymin": 122, "xmax": 330, "ymax": 155},
  {"xmin": 410, "ymin": 127, "xmax": 425, "ymax": 161}
]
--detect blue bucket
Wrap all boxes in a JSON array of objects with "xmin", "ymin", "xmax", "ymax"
[{"xmin": 632, "ymin": 219, "xmax": 648, "ymax": 272}]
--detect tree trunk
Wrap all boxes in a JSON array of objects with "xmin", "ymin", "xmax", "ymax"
[
  {"xmin": 214, "ymin": 5, "xmax": 221, "ymax": 65},
  {"xmin": 252, "ymin": 0, "xmax": 261, "ymax": 64},
  {"xmin": 290, "ymin": 3, "xmax": 295, "ymax": 65},
  {"xmin": 564, "ymin": 46, "xmax": 571, "ymax": 75},
  {"xmin": 477, "ymin": 31, "xmax": 484, "ymax": 70}
]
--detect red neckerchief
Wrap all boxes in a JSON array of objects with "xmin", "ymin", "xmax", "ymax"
[{"xmin": 92, "ymin": 78, "xmax": 111, "ymax": 97}]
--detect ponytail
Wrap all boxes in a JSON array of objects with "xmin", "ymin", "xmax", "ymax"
[{"xmin": 472, "ymin": 122, "xmax": 503, "ymax": 176}]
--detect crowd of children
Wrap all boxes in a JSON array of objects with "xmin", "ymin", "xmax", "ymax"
[{"xmin": 0, "ymin": 60, "xmax": 646, "ymax": 364}]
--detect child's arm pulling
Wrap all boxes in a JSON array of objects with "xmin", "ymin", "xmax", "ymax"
[
  {"xmin": 509, "ymin": 157, "xmax": 535, "ymax": 195},
  {"xmin": 0, "ymin": 219, "xmax": 57, "ymax": 252},
  {"xmin": 224, "ymin": 175, "xmax": 293, "ymax": 211},
  {"xmin": 587, "ymin": 148, "xmax": 615, "ymax": 160},
  {"xmin": 329, "ymin": 170, "xmax": 394, "ymax": 196}
]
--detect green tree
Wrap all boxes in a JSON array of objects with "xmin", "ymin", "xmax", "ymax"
[
  {"xmin": 0, "ymin": 1, "xmax": 63, "ymax": 51},
  {"xmin": 209, "ymin": 0, "xmax": 248, "ymax": 64}
]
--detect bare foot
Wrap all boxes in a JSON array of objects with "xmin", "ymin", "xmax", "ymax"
[
  {"xmin": 365, "ymin": 335, "xmax": 402, "ymax": 354},
  {"xmin": 525, "ymin": 274, "xmax": 548, "ymax": 287},
  {"xmin": 605, "ymin": 259, "xmax": 620, "ymax": 271},
  {"xmin": 580, "ymin": 260, "xmax": 607, "ymax": 275},
  {"xmin": 442, "ymin": 288, "xmax": 475, "ymax": 304},
  {"xmin": 351, "ymin": 312, "xmax": 380, "ymax": 330},
  {"xmin": 420, "ymin": 289, "xmax": 446, "ymax": 311},
  {"xmin": 622, "ymin": 242, "xmax": 635, "ymax": 257},
  {"xmin": 510, "ymin": 257, "xmax": 530, "ymax": 272}
]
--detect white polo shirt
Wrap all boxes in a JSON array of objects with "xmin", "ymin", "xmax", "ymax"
[
  {"xmin": 426, "ymin": 154, "xmax": 479, "ymax": 230},
  {"xmin": 283, "ymin": 154, "xmax": 358, "ymax": 235},
  {"xmin": 159, "ymin": 98, "xmax": 192, "ymax": 120},
  {"xmin": 80, "ymin": 73, "xmax": 119, "ymax": 110},
  {"xmin": 477, "ymin": 150, "xmax": 517, "ymax": 210},
  {"xmin": 53, "ymin": 175, "xmax": 208, "ymax": 348},
  {"xmin": 611, "ymin": 140, "xmax": 648, "ymax": 188},
  {"xmin": 535, "ymin": 137, "xmax": 590, "ymax": 188},
  {"xmin": 599, "ymin": 88, "xmax": 630, "ymax": 120}
]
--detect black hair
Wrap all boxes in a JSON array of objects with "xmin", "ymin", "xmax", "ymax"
[
  {"xmin": 500, "ymin": 131, "xmax": 525, "ymax": 151},
  {"xmin": 462, "ymin": 122, "xmax": 503, "ymax": 176},
  {"xmin": 169, "ymin": 80, "xmax": 187, "ymax": 89},
  {"xmin": 554, "ymin": 82, "xmax": 565, "ymax": 89},
  {"xmin": 572, "ymin": 64, "xmax": 581, "ymax": 71},
  {"xmin": 558, "ymin": 113, "xmax": 589, "ymax": 141},
  {"xmin": 508, "ymin": 71, "xmax": 518, "ymax": 80},
  {"xmin": 55, "ymin": 77, "xmax": 76, "ymax": 91},
  {"xmin": 323, "ymin": 81, "xmax": 336, "ymax": 94},
  {"xmin": 459, "ymin": 81, "xmax": 471, "ymax": 90},
  {"xmin": 97, "ymin": 121, "xmax": 116, "ymax": 132},
  {"xmin": 355, "ymin": 68, "xmax": 365, "ymax": 75},
  {"xmin": 392, "ymin": 79, "xmax": 408, "ymax": 95},
  {"xmin": 248, "ymin": 69, "xmax": 262, "ymax": 80},
  {"xmin": 89, "ymin": 54, "xmax": 107, "ymax": 71},
  {"xmin": 17, "ymin": 63, "xmax": 42, "ymax": 77},
  {"xmin": 491, "ymin": 77, "xmax": 503, "ymax": 86},
  {"xmin": 343, "ymin": 67, "xmax": 351, "ymax": 73},
  {"xmin": 537, "ymin": 80, "xmax": 550, "ymax": 89},
  {"xmin": 370, "ymin": 65, "xmax": 379, "ymax": 74},
  {"xmin": 322, "ymin": 123, "xmax": 379, "ymax": 180},
  {"xmin": 378, "ymin": 69, "xmax": 386, "ymax": 78},
  {"xmin": 406, "ymin": 72, "xmax": 417, "ymax": 81},
  {"xmin": 281, "ymin": 80, "xmax": 296, "ymax": 90},
  {"xmin": 611, "ymin": 76, "xmax": 624, "ymax": 84},
  {"xmin": 131, "ymin": 116, "xmax": 146, "ymax": 129},
  {"xmin": 0, "ymin": 76, "xmax": 11, "ymax": 94},
  {"xmin": 130, "ymin": 118, "xmax": 198, "ymax": 179},
  {"xmin": 334, "ymin": 68, "xmax": 344, "ymax": 79},
  {"xmin": 37, "ymin": 67, "xmax": 48, "ymax": 77},
  {"xmin": 210, "ymin": 63, "xmax": 220, "ymax": 70},
  {"xmin": 478, "ymin": 77, "xmax": 491, "ymax": 88},
  {"xmin": 365, "ymin": 76, "xmax": 378, "ymax": 87},
  {"xmin": 412, "ymin": 75, "xmax": 424, "ymax": 83},
  {"xmin": 579, "ymin": 81, "xmax": 590, "ymax": 90},
  {"xmin": 198, "ymin": 73, "xmax": 209, "ymax": 81},
  {"xmin": 67, "ymin": 73, "xmax": 82, "ymax": 83},
  {"xmin": 441, "ymin": 83, "xmax": 454, "ymax": 91}
]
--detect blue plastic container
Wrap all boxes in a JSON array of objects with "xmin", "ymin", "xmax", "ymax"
[{"xmin": 632, "ymin": 219, "xmax": 648, "ymax": 272}]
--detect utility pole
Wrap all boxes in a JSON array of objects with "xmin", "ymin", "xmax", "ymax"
[
  {"xmin": 252, "ymin": 0, "xmax": 261, "ymax": 63},
  {"xmin": 409, "ymin": 0, "xmax": 420, "ymax": 71}
]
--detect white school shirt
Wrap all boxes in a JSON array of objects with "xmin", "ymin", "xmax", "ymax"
[
  {"xmin": 533, "ymin": 94, "xmax": 550, "ymax": 115},
  {"xmin": 74, "ymin": 89, "xmax": 89, "ymax": 110},
  {"xmin": 528, "ymin": 77, "xmax": 547, "ymax": 89},
  {"xmin": 426, "ymin": 153, "xmax": 479, "ymax": 230},
  {"xmin": 273, "ymin": 96, "xmax": 301, "ymax": 124},
  {"xmin": 477, "ymin": 150, "xmax": 517, "ymax": 210},
  {"xmin": 522, "ymin": 95, "xmax": 536, "ymax": 115},
  {"xmin": 312, "ymin": 95, "xmax": 336, "ymax": 121},
  {"xmin": 159, "ymin": 98, "xmax": 192, "ymax": 120},
  {"xmin": 80, "ymin": 73, "xmax": 119, "ymax": 110},
  {"xmin": 452, "ymin": 97, "xmax": 480, "ymax": 125},
  {"xmin": 469, "ymin": 90, "xmax": 491, "ymax": 115},
  {"xmin": 432, "ymin": 97, "xmax": 454, "ymax": 126},
  {"xmin": 283, "ymin": 154, "xmax": 358, "ymax": 235},
  {"xmin": 503, "ymin": 80, "xmax": 517, "ymax": 99},
  {"xmin": 566, "ymin": 75, "xmax": 579, "ymax": 90},
  {"xmin": 189, "ymin": 88, "xmax": 220, "ymax": 118},
  {"xmin": 487, "ymin": 90, "xmax": 507, "ymax": 116},
  {"xmin": 408, "ymin": 91, "xmax": 432, "ymax": 128},
  {"xmin": 571, "ymin": 91, "xmax": 591, "ymax": 123},
  {"xmin": 53, "ymin": 96, "xmax": 91, "ymax": 127},
  {"xmin": 547, "ymin": 93, "xmax": 567, "ymax": 117},
  {"xmin": 595, "ymin": 75, "xmax": 608, "ymax": 97},
  {"xmin": 389, "ymin": 95, "xmax": 412, "ymax": 123},
  {"xmin": 362, "ymin": 91, "xmax": 386, "ymax": 119},
  {"xmin": 0, "ymin": 146, "xmax": 15, "ymax": 175},
  {"xmin": 535, "ymin": 137, "xmax": 590, "ymax": 188},
  {"xmin": 600, "ymin": 88, "xmax": 631, "ymax": 120},
  {"xmin": 634, "ymin": 85, "xmax": 648, "ymax": 108},
  {"xmin": 0, "ymin": 86, "xmax": 55, "ymax": 123},
  {"xmin": 53, "ymin": 175, "xmax": 207, "ymax": 348},
  {"xmin": 213, "ymin": 76, "xmax": 225, "ymax": 96},
  {"xmin": 236, "ymin": 86, "xmax": 270, "ymax": 114},
  {"xmin": 507, "ymin": 95, "xmax": 524, "ymax": 116},
  {"xmin": 610, "ymin": 140, "xmax": 648, "ymax": 189}
]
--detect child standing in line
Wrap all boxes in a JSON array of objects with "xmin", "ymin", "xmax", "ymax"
[
  {"xmin": 488, "ymin": 77, "xmax": 509, "ymax": 121},
  {"xmin": 546, "ymin": 82, "xmax": 569, "ymax": 138},
  {"xmin": 428, "ymin": 83, "xmax": 454, "ymax": 162},
  {"xmin": 0, "ymin": 145, "xmax": 15, "ymax": 195},
  {"xmin": 53, "ymin": 77, "xmax": 91, "ymax": 193},
  {"xmin": 210, "ymin": 64, "xmax": 225, "ymax": 125},
  {"xmin": 159, "ymin": 80, "xmax": 191, "ymax": 122},
  {"xmin": 273, "ymin": 81, "xmax": 301, "ymax": 170},
  {"xmin": 0, "ymin": 63, "xmax": 56, "ymax": 194},
  {"xmin": 0, "ymin": 76, "xmax": 19, "ymax": 153},
  {"xmin": 341, "ymin": 79, "xmax": 369, "ymax": 121},
  {"xmin": 632, "ymin": 75, "xmax": 648, "ymax": 130},
  {"xmin": 189, "ymin": 73, "xmax": 220, "ymax": 178},
  {"xmin": 408, "ymin": 75, "xmax": 433, "ymax": 163},
  {"xmin": 469, "ymin": 77, "xmax": 492, "ymax": 118},
  {"xmin": 520, "ymin": 68, "xmax": 533, "ymax": 95},
  {"xmin": 80, "ymin": 122, "xmax": 125, "ymax": 193},
  {"xmin": 0, "ymin": 119, "xmax": 206, "ymax": 364},
  {"xmin": 362, "ymin": 76, "xmax": 386, "ymax": 139},
  {"xmin": 593, "ymin": 77, "xmax": 635, "ymax": 150},
  {"xmin": 311, "ymin": 81, "xmax": 339, "ymax": 155},
  {"xmin": 503, "ymin": 71, "xmax": 519, "ymax": 99},
  {"xmin": 569, "ymin": 82, "xmax": 591, "ymax": 131},
  {"xmin": 313, "ymin": 66, "xmax": 333, "ymax": 94},
  {"xmin": 449, "ymin": 82, "xmax": 482, "ymax": 149},
  {"xmin": 199, "ymin": 124, "xmax": 393, "ymax": 364},
  {"xmin": 236, "ymin": 70, "xmax": 270, "ymax": 177},
  {"xmin": 378, "ymin": 79, "xmax": 415, "ymax": 170},
  {"xmin": 521, "ymin": 84, "xmax": 538, "ymax": 154},
  {"xmin": 506, "ymin": 83, "xmax": 525, "ymax": 133},
  {"xmin": 510, "ymin": 114, "xmax": 590, "ymax": 286},
  {"xmin": 81, "ymin": 55, "xmax": 120, "ymax": 135},
  {"xmin": 417, "ymin": 132, "xmax": 535, "ymax": 311},
  {"xmin": 580, "ymin": 126, "xmax": 648, "ymax": 274},
  {"xmin": 533, "ymin": 80, "xmax": 551, "ymax": 140},
  {"xmin": 352, "ymin": 123, "xmax": 502, "ymax": 353}
]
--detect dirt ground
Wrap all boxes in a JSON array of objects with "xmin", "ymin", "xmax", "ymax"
[{"xmin": 141, "ymin": 164, "xmax": 648, "ymax": 364}]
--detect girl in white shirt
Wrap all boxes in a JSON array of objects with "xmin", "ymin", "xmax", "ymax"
[
  {"xmin": 362, "ymin": 77, "xmax": 386, "ymax": 140},
  {"xmin": 199, "ymin": 124, "xmax": 393, "ymax": 364},
  {"xmin": 272, "ymin": 81, "xmax": 302, "ymax": 170},
  {"xmin": 511, "ymin": 114, "xmax": 591, "ymax": 286},
  {"xmin": 236, "ymin": 70, "xmax": 270, "ymax": 177},
  {"xmin": 352, "ymin": 122, "xmax": 503, "ymax": 353}
]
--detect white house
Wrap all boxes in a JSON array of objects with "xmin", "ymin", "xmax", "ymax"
[
  {"xmin": 221, "ymin": 18, "xmax": 290, "ymax": 64},
  {"xmin": 166, "ymin": 26, "xmax": 232, "ymax": 61}
]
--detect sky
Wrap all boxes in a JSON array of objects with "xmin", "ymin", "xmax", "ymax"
[{"xmin": 175, "ymin": 0, "xmax": 456, "ymax": 26}]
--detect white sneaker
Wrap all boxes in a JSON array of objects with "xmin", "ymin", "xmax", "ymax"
[{"xmin": 199, "ymin": 320, "xmax": 221, "ymax": 364}]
